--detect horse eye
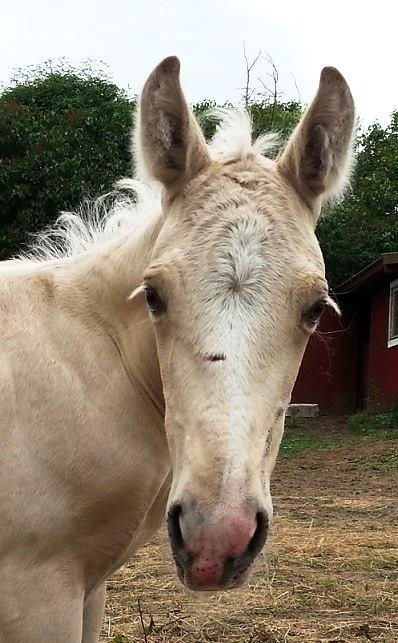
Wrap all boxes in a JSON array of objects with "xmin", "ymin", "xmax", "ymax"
[
  {"xmin": 304, "ymin": 299, "xmax": 326, "ymax": 326},
  {"xmin": 145, "ymin": 286, "xmax": 166, "ymax": 316}
]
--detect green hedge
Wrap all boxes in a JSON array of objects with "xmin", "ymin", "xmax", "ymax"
[{"xmin": 0, "ymin": 67, "xmax": 133, "ymax": 259}]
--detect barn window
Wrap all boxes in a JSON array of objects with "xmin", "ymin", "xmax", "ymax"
[{"xmin": 388, "ymin": 278, "xmax": 398, "ymax": 348}]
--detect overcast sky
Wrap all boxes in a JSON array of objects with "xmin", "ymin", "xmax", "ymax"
[{"xmin": 1, "ymin": 0, "xmax": 397, "ymax": 127}]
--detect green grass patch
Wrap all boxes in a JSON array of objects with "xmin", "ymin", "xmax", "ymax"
[
  {"xmin": 347, "ymin": 409, "xmax": 398, "ymax": 439},
  {"xmin": 281, "ymin": 420, "xmax": 343, "ymax": 457},
  {"xmin": 281, "ymin": 411, "xmax": 398, "ymax": 459},
  {"xmin": 352, "ymin": 451, "xmax": 398, "ymax": 473}
]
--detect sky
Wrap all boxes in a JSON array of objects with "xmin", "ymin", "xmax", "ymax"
[{"xmin": 1, "ymin": 0, "xmax": 397, "ymax": 128}]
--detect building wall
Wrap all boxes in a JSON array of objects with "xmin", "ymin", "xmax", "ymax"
[
  {"xmin": 368, "ymin": 283, "xmax": 398, "ymax": 408},
  {"xmin": 291, "ymin": 299, "xmax": 359, "ymax": 414}
]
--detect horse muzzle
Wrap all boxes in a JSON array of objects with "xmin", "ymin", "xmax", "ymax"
[{"xmin": 167, "ymin": 498, "xmax": 269, "ymax": 591}]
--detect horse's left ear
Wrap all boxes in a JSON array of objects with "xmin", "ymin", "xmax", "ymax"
[
  {"xmin": 277, "ymin": 67, "xmax": 355, "ymax": 220},
  {"xmin": 135, "ymin": 56, "xmax": 211, "ymax": 189}
]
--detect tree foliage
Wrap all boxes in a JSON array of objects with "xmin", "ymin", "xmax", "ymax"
[
  {"xmin": 317, "ymin": 112, "xmax": 398, "ymax": 286},
  {"xmin": 0, "ymin": 62, "xmax": 133, "ymax": 259}
]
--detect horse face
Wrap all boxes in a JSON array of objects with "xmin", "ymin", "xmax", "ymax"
[{"xmin": 134, "ymin": 57, "xmax": 354, "ymax": 590}]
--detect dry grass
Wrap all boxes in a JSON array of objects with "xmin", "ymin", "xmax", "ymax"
[{"xmin": 100, "ymin": 420, "xmax": 398, "ymax": 642}]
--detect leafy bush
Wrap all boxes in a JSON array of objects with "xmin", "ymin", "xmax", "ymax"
[
  {"xmin": 317, "ymin": 111, "xmax": 398, "ymax": 286},
  {"xmin": 0, "ymin": 62, "xmax": 134, "ymax": 259},
  {"xmin": 347, "ymin": 409, "xmax": 398, "ymax": 438}
]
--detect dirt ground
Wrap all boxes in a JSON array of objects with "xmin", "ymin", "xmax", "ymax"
[{"xmin": 100, "ymin": 419, "xmax": 398, "ymax": 643}]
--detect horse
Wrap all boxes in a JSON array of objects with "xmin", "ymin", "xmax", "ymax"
[{"xmin": 0, "ymin": 56, "xmax": 354, "ymax": 642}]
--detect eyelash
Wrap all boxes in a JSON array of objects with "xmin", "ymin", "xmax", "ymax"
[
  {"xmin": 302, "ymin": 298, "xmax": 327, "ymax": 327},
  {"xmin": 144, "ymin": 286, "xmax": 166, "ymax": 316}
]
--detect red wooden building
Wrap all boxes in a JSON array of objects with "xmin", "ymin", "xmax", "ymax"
[{"xmin": 292, "ymin": 253, "xmax": 398, "ymax": 414}]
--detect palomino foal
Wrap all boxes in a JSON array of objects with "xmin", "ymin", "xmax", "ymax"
[{"xmin": 0, "ymin": 57, "xmax": 354, "ymax": 641}]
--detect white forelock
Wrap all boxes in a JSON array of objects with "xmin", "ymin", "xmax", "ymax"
[{"xmin": 207, "ymin": 109, "xmax": 280, "ymax": 161}]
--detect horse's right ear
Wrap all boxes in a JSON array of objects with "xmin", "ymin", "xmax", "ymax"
[{"xmin": 134, "ymin": 56, "xmax": 211, "ymax": 188}]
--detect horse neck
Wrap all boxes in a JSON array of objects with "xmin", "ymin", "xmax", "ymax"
[{"xmin": 60, "ymin": 214, "xmax": 165, "ymax": 417}]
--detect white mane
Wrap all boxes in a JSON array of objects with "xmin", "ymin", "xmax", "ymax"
[
  {"xmin": 21, "ymin": 181, "xmax": 162, "ymax": 263},
  {"xmin": 20, "ymin": 110, "xmax": 277, "ymax": 264}
]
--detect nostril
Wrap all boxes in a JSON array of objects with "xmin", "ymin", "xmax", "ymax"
[
  {"xmin": 226, "ymin": 511, "xmax": 269, "ymax": 581},
  {"xmin": 167, "ymin": 503, "xmax": 184, "ymax": 550},
  {"xmin": 247, "ymin": 511, "xmax": 269, "ymax": 557}
]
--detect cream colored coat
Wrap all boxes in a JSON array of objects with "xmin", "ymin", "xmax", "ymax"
[{"xmin": 0, "ymin": 57, "xmax": 355, "ymax": 641}]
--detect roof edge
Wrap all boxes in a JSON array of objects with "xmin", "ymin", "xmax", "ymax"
[{"xmin": 334, "ymin": 253, "xmax": 398, "ymax": 295}]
